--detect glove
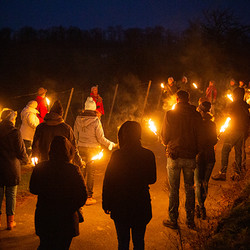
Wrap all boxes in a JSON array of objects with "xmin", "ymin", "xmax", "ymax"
[{"xmin": 108, "ymin": 142, "xmax": 116, "ymax": 151}]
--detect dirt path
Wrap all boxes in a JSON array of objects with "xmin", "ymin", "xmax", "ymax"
[{"xmin": 0, "ymin": 136, "xmax": 248, "ymax": 250}]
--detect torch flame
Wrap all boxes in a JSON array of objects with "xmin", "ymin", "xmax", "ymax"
[
  {"xmin": 31, "ymin": 157, "xmax": 38, "ymax": 166},
  {"xmin": 148, "ymin": 119, "xmax": 157, "ymax": 135},
  {"xmin": 46, "ymin": 97, "xmax": 50, "ymax": 106},
  {"xmin": 226, "ymin": 94, "xmax": 233, "ymax": 102},
  {"xmin": 172, "ymin": 103, "xmax": 177, "ymax": 110},
  {"xmin": 160, "ymin": 83, "xmax": 165, "ymax": 89},
  {"xmin": 91, "ymin": 150, "xmax": 104, "ymax": 161},
  {"xmin": 220, "ymin": 117, "xmax": 231, "ymax": 133},
  {"xmin": 193, "ymin": 83, "xmax": 198, "ymax": 89}
]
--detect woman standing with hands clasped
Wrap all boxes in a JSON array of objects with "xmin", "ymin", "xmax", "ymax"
[{"xmin": 102, "ymin": 121, "xmax": 156, "ymax": 250}]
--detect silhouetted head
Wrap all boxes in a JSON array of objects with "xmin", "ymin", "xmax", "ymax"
[
  {"xmin": 49, "ymin": 136, "xmax": 74, "ymax": 162},
  {"xmin": 198, "ymin": 101, "xmax": 211, "ymax": 113},
  {"xmin": 176, "ymin": 90, "xmax": 189, "ymax": 103},
  {"xmin": 118, "ymin": 121, "xmax": 141, "ymax": 148},
  {"xmin": 233, "ymin": 87, "xmax": 245, "ymax": 101}
]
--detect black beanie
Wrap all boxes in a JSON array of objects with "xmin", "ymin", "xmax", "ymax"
[{"xmin": 50, "ymin": 100, "xmax": 64, "ymax": 116}]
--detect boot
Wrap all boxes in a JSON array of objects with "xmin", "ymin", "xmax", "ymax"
[{"xmin": 7, "ymin": 215, "xmax": 16, "ymax": 230}]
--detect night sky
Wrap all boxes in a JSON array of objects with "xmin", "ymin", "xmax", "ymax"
[{"xmin": 0, "ymin": 0, "xmax": 249, "ymax": 31}]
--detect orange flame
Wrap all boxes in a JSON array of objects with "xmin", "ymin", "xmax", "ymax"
[
  {"xmin": 148, "ymin": 119, "xmax": 157, "ymax": 135},
  {"xmin": 31, "ymin": 157, "xmax": 38, "ymax": 166},
  {"xmin": 91, "ymin": 150, "xmax": 104, "ymax": 161},
  {"xmin": 220, "ymin": 117, "xmax": 231, "ymax": 133}
]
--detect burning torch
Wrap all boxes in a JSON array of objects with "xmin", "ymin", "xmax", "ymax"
[
  {"xmin": 157, "ymin": 83, "xmax": 165, "ymax": 109},
  {"xmin": 86, "ymin": 149, "xmax": 104, "ymax": 164},
  {"xmin": 218, "ymin": 117, "xmax": 231, "ymax": 138},
  {"xmin": 31, "ymin": 157, "xmax": 38, "ymax": 166},
  {"xmin": 46, "ymin": 97, "xmax": 50, "ymax": 107},
  {"xmin": 148, "ymin": 119, "xmax": 158, "ymax": 135},
  {"xmin": 192, "ymin": 83, "xmax": 198, "ymax": 89},
  {"xmin": 226, "ymin": 94, "xmax": 233, "ymax": 102}
]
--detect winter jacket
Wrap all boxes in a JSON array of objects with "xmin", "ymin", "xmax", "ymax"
[
  {"xmin": 161, "ymin": 102, "xmax": 203, "ymax": 159},
  {"xmin": 30, "ymin": 153, "xmax": 87, "ymax": 238},
  {"xmin": 197, "ymin": 113, "xmax": 217, "ymax": 165},
  {"xmin": 226, "ymin": 100, "xmax": 249, "ymax": 135},
  {"xmin": 20, "ymin": 106, "xmax": 40, "ymax": 141},
  {"xmin": 90, "ymin": 93, "xmax": 104, "ymax": 115},
  {"xmin": 74, "ymin": 110, "xmax": 112, "ymax": 148},
  {"xmin": 36, "ymin": 96, "xmax": 48, "ymax": 123},
  {"xmin": 102, "ymin": 142, "xmax": 156, "ymax": 224},
  {"xmin": 32, "ymin": 112, "xmax": 82, "ymax": 166},
  {"xmin": 0, "ymin": 120, "xmax": 28, "ymax": 186}
]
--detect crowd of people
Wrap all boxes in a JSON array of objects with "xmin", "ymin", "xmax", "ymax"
[{"xmin": 0, "ymin": 79, "xmax": 249, "ymax": 249}]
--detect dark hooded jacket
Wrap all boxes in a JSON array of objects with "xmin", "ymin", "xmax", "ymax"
[
  {"xmin": 0, "ymin": 120, "xmax": 28, "ymax": 186},
  {"xmin": 197, "ymin": 112, "xmax": 217, "ymax": 165},
  {"xmin": 161, "ymin": 102, "xmax": 203, "ymax": 159},
  {"xmin": 32, "ymin": 112, "xmax": 82, "ymax": 166},
  {"xmin": 102, "ymin": 121, "xmax": 156, "ymax": 224},
  {"xmin": 226, "ymin": 100, "xmax": 249, "ymax": 135},
  {"xmin": 29, "ymin": 136, "xmax": 87, "ymax": 238}
]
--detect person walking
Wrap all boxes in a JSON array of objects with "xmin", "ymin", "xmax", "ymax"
[
  {"xmin": 20, "ymin": 100, "xmax": 40, "ymax": 158},
  {"xmin": 195, "ymin": 101, "xmax": 217, "ymax": 219},
  {"xmin": 90, "ymin": 85, "xmax": 104, "ymax": 118},
  {"xmin": 0, "ymin": 109, "xmax": 29, "ymax": 230},
  {"xmin": 161, "ymin": 90, "xmax": 203, "ymax": 229},
  {"xmin": 212, "ymin": 87, "xmax": 249, "ymax": 181},
  {"xmin": 30, "ymin": 136, "xmax": 87, "ymax": 249},
  {"xmin": 74, "ymin": 97, "xmax": 115, "ymax": 205},
  {"xmin": 32, "ymin": 100, "xmax": 83, "ymax": 167},
  {"xmin": 102, "ymin": 121, "xmax": 156, "ymax": 250},
  {"xmin": 36, "ymin": 87, "xmax": 48, "ymax": 123}
]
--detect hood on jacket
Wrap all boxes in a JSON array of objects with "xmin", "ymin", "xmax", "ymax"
[
  {"xmin": 44, "ymin": 112, "xmax": 64, "ymax": 125},
  {"xmin": 175, "ymin": 102, "xmax": 197, "ymax": 115},
  {"xmin": 0, "ymin": 120, "xmax": 15, "ymax": 139},
  {"xmin": 21, "ymin": 106, "xmax": 39, "ymax": 120},
  {"xmin": 49, "ymin": 136, "xmax": 74, "ymax": 163},
  {"xmin": 118, "ymin": 121, "xmax": 141, "ymax": 148},
  {"xmin": 202, "ymin": 112, "xmax": 213, "ymax": 121},
  {"xmin": 27, "ymin": 100, "xmax": 38, "ymax": 109},
  {"xmin": 75, "ymin": 110, "xmax": 98, "ymax": 128}
]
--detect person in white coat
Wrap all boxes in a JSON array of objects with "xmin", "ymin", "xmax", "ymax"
[
  {"xmin": 74, "ymin": 97, "xmax": 116, "ymax": 205},
  {"xmin": 20, "ymin": 100, "xmax": 40, "ymax": 157}
]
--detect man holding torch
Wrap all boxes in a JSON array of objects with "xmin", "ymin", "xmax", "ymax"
[
  {"xmin": 161, "ymin": 90, "xmax": 203, "ymax": 229},
  {"xmin": 212, "ymin": 87, "xmax": 249, "ymax": 181}
]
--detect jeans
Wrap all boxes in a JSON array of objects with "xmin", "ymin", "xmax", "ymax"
[
  {"xmin": 221, "ymin": 132, "xmax": 244, "ymax": 174},
  {"xmin": 114, "ymin": 220, "xmax": 147, "ymax": 250},
  {"xmin": 0, "ymin": 185, "xmax": 17, "ymax": 215},
  {"xmin": 167, "ymin": 157, "xmax": 196, "ymax": 222},
  {"xmin": 78, "ymin": 146, "xmax": 100, "ymax": 198},
  {"xmin": 195, "ymin": 162, "xmax": 215, "ymax": 208}
]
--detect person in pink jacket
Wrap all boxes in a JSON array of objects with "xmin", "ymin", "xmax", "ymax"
[
  {"xmin": 36, "ymin": 87, "xmax": 48, "ymax": 123},
  {"xmin": 90, "ymin": 85, "xmax": 104, "ymax": 118},
  {"xmin": 206, "ymin": 81, "xmax": 217, "ymax": 114}
]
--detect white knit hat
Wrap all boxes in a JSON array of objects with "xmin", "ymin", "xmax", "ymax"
[
  {"xmin": 27, "ymin": 100, "xmax": 38, "ymax": 109},
  {"xmin": 85, "ymin": 97, "xmax": 96, "ymax": 111}
]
